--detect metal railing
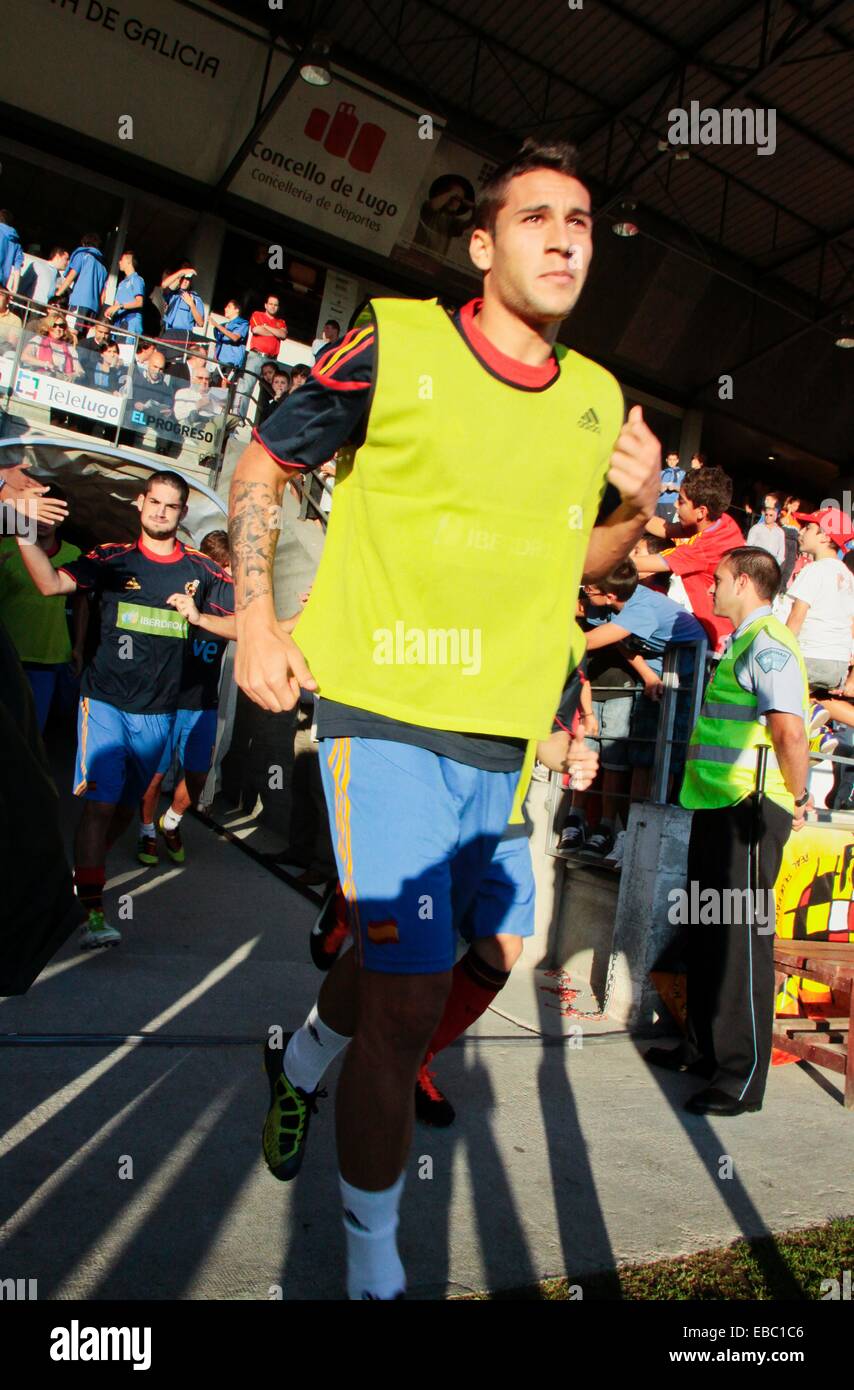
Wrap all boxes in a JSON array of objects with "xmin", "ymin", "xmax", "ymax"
[
  {"xmin": 0, "ymin": 292, "xmax": 287, "ymax": 485},
  {"xmin": 544, "ymin": 635, "xmax": 854, "ymax": 865}
]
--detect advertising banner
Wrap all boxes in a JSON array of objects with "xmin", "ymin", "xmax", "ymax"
[
  {"xmin": 392, "ymin": 136, "xmax": 497, "ymax": 282},
  {"xmin": 773, "ymin": 819, "xmax": 853, "ymax": 1013},
  {"xmin": 13, "ymin": 367, "xmax": 124, "ymax": 424},
  {"xmin": 126, "ymin": 405, "xmax": 219, "ymax": 451},
  {"xmin": 229, "ymin": 78, "xmax": 442, "ymax": 256},
  {"xmin": 4, "ymin": 0, "xmax": 266, "ymax": 182},
  {"xmin": 775, "ymin": 821, "xmax": 854, "ymax": 943}
]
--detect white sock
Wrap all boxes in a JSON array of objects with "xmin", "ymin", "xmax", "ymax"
[
  {"xmin": 140, "ymin": 821, "xmax": 155, "ymax": 838},
  {"xmin": 283, "ymin": 1004, "xmax": 351, "ymax": 1093},
  {"xmin": 340, "ymin": 1174, "xmax": 406, "ymax": 1301},
  {"xmin": 163, "ymin": 807, "xmax": 183, "ymax": 831}
]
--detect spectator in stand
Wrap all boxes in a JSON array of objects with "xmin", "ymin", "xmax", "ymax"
[
  {"xmin": 81, "ymin": 341, "xmax": 126, "ymax": 394},
  {"xmin": 130, "ymin": 349, "xmax": 175, "ymax": 429},
  {"xmin": 563, "ymin": 561, "xmax": 706, "ymax": 863},
  {"xmin": 241, "ymin": 296, "xmax": 286, "ymax": 424},
  {"xmin": 251, "ymin": 359, "xmax": 278, "ymax": 420},
  {"xmin": 688, "ymin": 451, "xmax": 706, "ymax": 471},
  {"xmin": 0, "ymin": 289, "xmax": 22, "ymax": 356},
  {"xmin": 210, "ymin": 297, "xmax": 249, "ymax": 415},
  {"xmin": 636, "ymin": 465, "xmax": 743, "ymax": 651},
  {"xmin": 259, "ymin": 369, "xmax": 290, "ymax": 423},
  {"xmin": 0, "ymin": 483, "xmax": 87, "ymax": 732},
  {"xmin": 656, "ymin": 450, "xmax": 684, "ymax": 521},
  {"xmin": 778, "ymin": 495, "xmax": 803, "ymax": 588},
  {"xmin": 630, "ymin": 532, "xmax": 670, "ymax": 593},
  {"xmin": 210, "ymin": 297, "xmax": 249, "ymax": 380},
  {"xmin": 173, "ymin": 357, "xmax": 227, "ymax": 426},
  {"xmin": 0, "ymin": 211, "xmax": 24, "ymax": 293},
  {"xmin": 312, "ymin": 319, "xmax": 341, "ymax": 359},
  {"xmin": 104, "ymin": 251, "xmax": 146, "ymax": 339},
  {"xmin": 133, "ymin": 339, "xmax": 156, "ymax": 372},
  {"xmin": 747, "ymin": 495, "xmax": 786, "ymax": 569},
  {"xmin": 289, "ymin": 363, "xmax": 311, "ymax": 392},
  {"xmin": 247, "ymin": 294, "xmax": 287, "ymax": 370},
  {"xmin": 18, "ymin": 247, "xmax": 70, "ymax": 306},
  {"xmin": 21, "ymin": 314, "xmax": 80, "ymax": 378},
  {"xmin": 56, "ymin": 234, "xmax": 108, "ymax": 326},
  {"xmin": 74, "ymin": 318, "xmax": 113, "ymax": 377},
  {"xmin": 785, "ymin": 507, "xmax": 854, "ymax": 694},
  {"xmin": 160, "ymin": 265, "xmax": 205, "ymax": 351}
]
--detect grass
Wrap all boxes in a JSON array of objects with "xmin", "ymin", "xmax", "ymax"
[{"xmin": 462, "ymin": 1217, "xmax": 854, "ymax": 1300}]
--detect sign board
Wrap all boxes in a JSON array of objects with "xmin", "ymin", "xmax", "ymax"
[
  {"xmin": 393, "ymin": 137, "xmax": 497, "ymax": 280},
  {"xmin": 229, "ymin": 79, "xmax": 442, "ymax": 256},
  {"xmin": 5, "ymin": 0, "xmax": 265, "ymax": 182},
  {"xmin": 315, "ymin": 270, "xmax": 361, "ymax": 340},
  {"xmin": 13, "ymin": 367, "xmax": 124, "ymax": 423}
]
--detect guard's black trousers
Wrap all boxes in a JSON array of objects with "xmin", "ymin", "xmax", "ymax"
[{"xmin": 684, "ymin": 797, "xmax": 793, "ymax": 1106}]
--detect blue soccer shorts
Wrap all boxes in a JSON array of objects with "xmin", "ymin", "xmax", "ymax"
[
  {"xmin": 318, "ymin": 737, "xmax": 532, "ymax": 975},
  {"xmin": 156, "ymin": 707, "xmax": 218, "ymax": 776},
  {"xmin": 458, "ymin": 830, "xmax": 535, "ymax": 946},
  {"xmin": 74, "ymin": 697, "xmax": 174, "ymax": 806}
]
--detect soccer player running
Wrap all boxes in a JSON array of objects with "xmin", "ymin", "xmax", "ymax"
[
  {"xmin": 229, "ymin": 139, "xmax": 661, "ymax": 1300},
  {"xmin": 138, "ymin": 529, "xmax": 235, "ymax": 865},
  {"xmin": 15, "ymin": 472, "xmax": 234, "ymax": 949}
]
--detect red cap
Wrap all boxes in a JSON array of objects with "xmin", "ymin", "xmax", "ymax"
[{"xmin": 792, "ymin": 506, "xmax": 854, "ymax": 549}]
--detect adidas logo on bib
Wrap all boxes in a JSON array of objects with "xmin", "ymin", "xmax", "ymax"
[{"xmin": 578, "ymin": 408, "xmax": 601, "ymax": 433}]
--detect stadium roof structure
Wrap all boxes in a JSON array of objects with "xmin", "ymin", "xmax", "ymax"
[{"xmin": 209, "ymin": 0, "xmax": 854, "ymax": 407}]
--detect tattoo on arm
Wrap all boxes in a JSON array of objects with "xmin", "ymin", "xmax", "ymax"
[{"xmin": 229, "ymin": 479, "xmax": 283, "ymax": 614}]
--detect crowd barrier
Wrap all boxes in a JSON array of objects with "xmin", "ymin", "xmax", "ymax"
[{"xmin": 0, "ymin": 293, "xmax": 277, "ymax": 485}]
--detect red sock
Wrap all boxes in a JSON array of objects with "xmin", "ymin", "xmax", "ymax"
[
  {"xmin": 424, "ymin": 948, "xmax": 510, "ymax": 1065},
  {"xmin": 74, "ymin": 866, "xmax": 105, "ymax": 915}
]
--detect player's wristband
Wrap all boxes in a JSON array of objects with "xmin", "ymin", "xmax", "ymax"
[{"xmin": 793, "ymin": 790, "xmax": 810, "ymax": 809}]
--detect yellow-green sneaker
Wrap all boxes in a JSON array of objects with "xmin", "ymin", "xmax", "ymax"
[
  {"xmin": 80, "ymin": 910, "xmax": 121, "ymax": 951},
  {"xmin": 262, "ymin": 1038, "xmax": 323, "ymax": 1181}
]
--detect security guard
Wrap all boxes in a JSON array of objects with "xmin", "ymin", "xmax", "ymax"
[{"xmin": 646, "ymin": 546, "xmax": 812, "ymax": 1115}]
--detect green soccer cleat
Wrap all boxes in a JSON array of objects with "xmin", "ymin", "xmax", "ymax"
[
  {"xmin": 79, "ymin": 910, "xmax": 121, "ymax": 951},
  {"xmin": 137, "ymin": 833, "xmax": 158, "ymax": 866},
  {"xmin": 262, "ymin": 1038, "xmax": 324, "ymax": 1182},
  {"xmin": 157, "ymin": 813, "xmax": 185, "ymax": 864}
]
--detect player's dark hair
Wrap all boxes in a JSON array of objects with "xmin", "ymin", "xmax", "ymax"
[
  {"xmin": 682, "ymin": 465, "xmax": 732, "ymax": 520},
  {"xmin": 121, "ymin": 250, "xmax": 138, "ymax": 270},
  {"xmin": 474, "ymin": 138, "xmax": 583, "ymax": 237},
  {"xmin": 720, "ymin": 547, "xmax": 781, "ymax": 601},
  {"xmin": 598, "ymin": 558, "xmax": 639, "ymax": 603},
  {"xmin": 200, "ymin": 529, "xmax": 230, "ymax": 567},
  {"xmin": 691, "ymin": 451, "xmax": 707, "ymax": 466},
  {"xmin": 144, "ymin": 470, "xmax": 189, "ymax": 505},
  {"xmin": 639, "ymin": 532, "xmax": 670, "ymax": 555},
  {"xmin": 80, "ymin": 233, "xmax": 101, "ymax": 249},
  {"xmin": 48, "ymin": 246, "xmax": 69, "ymax": 259},
  {"xmin": 291, "ymin": 364, "xmax": 310, "ymax": 381},
  {"xmin": 325, "ymin": 319, "xmax": 340, "ymax": 332},
  {"xmin": 0, "ymin": 210, "xmax": 14, "ymax": 224}
]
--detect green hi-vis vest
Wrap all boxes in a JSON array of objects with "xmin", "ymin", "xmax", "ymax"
[
  {"xmin": 294, "ymin": 297, "xmax": 624, "ymax": 740},
  {"xmin": 680, "ymin": 614, "xmax": 809, "ymax": 813}
]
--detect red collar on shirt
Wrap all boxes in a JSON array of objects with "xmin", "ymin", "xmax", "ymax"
[
  {"xmin": 137, "ymin": 539, "xmax": 183, "ymax": 564},
  {"xmin": 457, "ymin": 298, "xmax": 559, "ymax": 389}
]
